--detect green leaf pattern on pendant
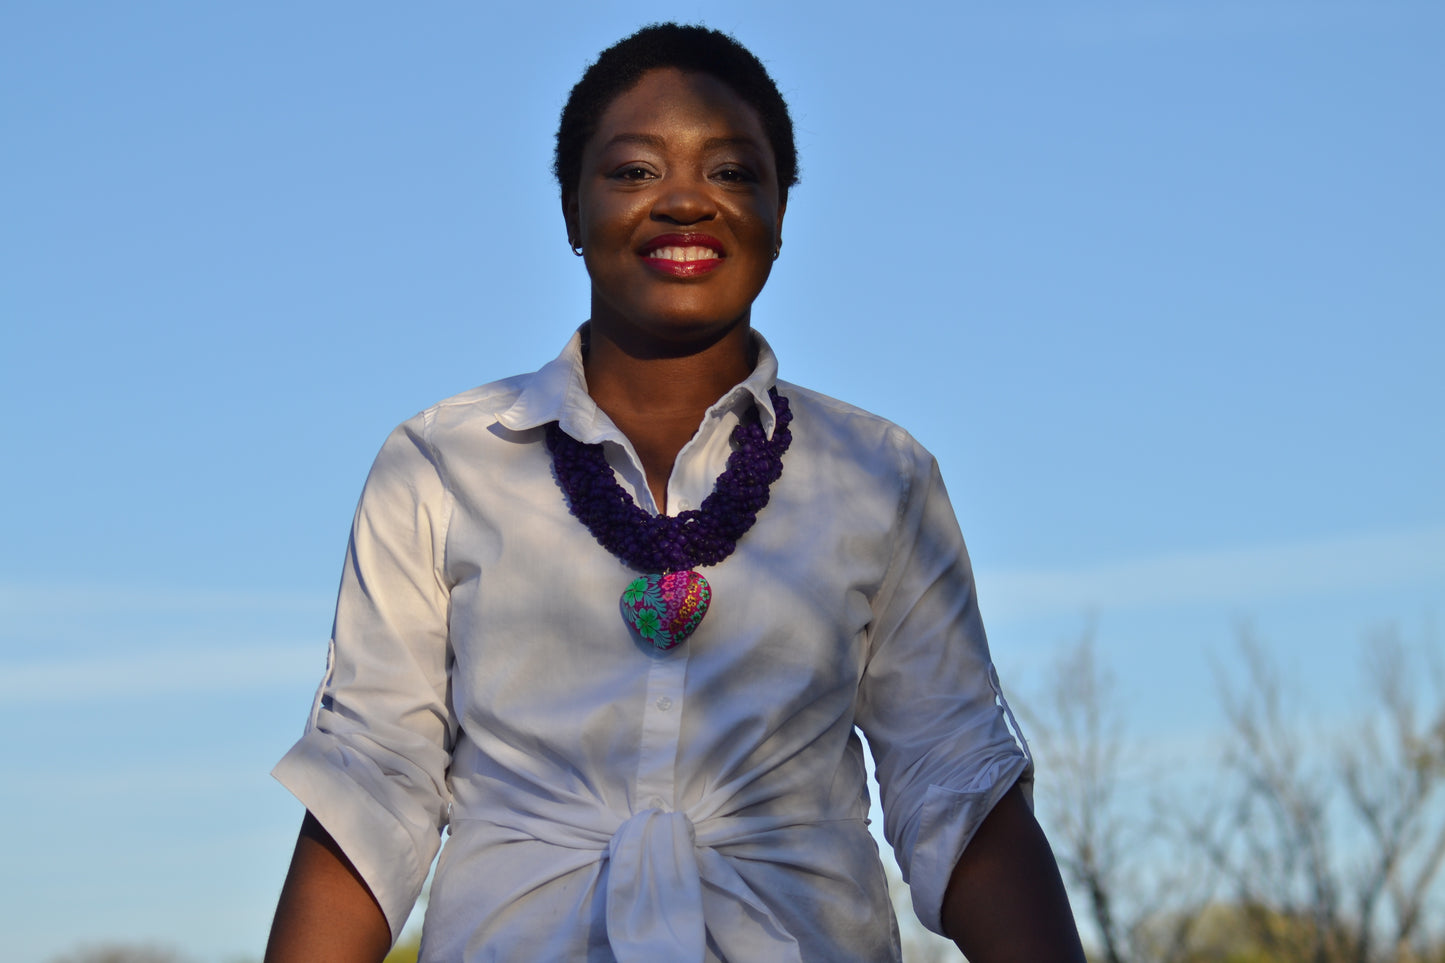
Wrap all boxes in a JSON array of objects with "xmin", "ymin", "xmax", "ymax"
[{"xmin": 621, "ymin": 571, "xmax": 711, "ymax": 651}]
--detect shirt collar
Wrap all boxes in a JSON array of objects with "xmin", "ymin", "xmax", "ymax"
[{"xmin": 495, "ymin": 325, "xmax": 782, "ymax": 442}]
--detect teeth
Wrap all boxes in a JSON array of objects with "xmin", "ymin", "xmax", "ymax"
[{"xmin": 648, "ymin": 245, "xmax": 720, "ymax": 262}]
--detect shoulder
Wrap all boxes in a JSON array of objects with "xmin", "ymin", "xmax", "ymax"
[
  {"xmin": 413, "ymin": 373, "xmax": 533, "ymax": 435},
  {"xmin": 777, "ymin": 380, "xmax": 935, "ymax": 476},
  {"xmin": 366, "ymin": 371, "xmax": 540, "ymax": 485},
  {"xmin": 378, "ymin": 371, "xmax": 538, "ymax": 457}
]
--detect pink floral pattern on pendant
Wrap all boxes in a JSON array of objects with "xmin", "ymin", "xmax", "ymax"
[{"xmin": 621, "ymin": 571, "xmax": 711, "ymax": 651}]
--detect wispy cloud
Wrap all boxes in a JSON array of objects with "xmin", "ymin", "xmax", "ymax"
[
  {"xmin": 3, "ymin": 526, "xmax": 1440, "ymax": 701},
  {"xmin": 0, "ymin": 582, "xmax": 328, "ymax": 616},
  {"xmin": 0, "ymin": 581, "xmax": 332, "ymax": 702},
  {"xmin": 0, "ymin": 642, "xmax": 321, "ymax": 703},
  {"xmin": 978, "ymin": 524, "xmax": 1445, "ymax": 621}
]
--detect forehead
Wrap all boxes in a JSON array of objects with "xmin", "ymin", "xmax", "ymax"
[{"xmin": 588, "ymin": 67, "xmax": 773, "ymax": 160}]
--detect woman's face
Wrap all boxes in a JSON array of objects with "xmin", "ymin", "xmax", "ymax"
[{"xmin": 565, "ymin": 67, "xmax": 785, "ymax": 351}]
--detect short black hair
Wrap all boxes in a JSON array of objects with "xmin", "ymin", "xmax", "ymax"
[{"xmin": 554, "ymin": 23, "xmax": 799, "ymax": 202}]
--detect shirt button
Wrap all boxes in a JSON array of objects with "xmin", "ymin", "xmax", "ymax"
[
  {"xmin": 648, "ymin": 796, "xmax": 668, "ymax": 811},
  {"xmin": 675, "ymin": 499, "xmax": 691, "ymax": 511},
  {"xmin": 655, "ymin": 697, "xmax": 673, "ymax": 711}
]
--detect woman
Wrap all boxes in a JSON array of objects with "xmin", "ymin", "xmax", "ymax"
[{"xmin": 266, "ymin": 24, "xmax": 1084, "ymax": 963}]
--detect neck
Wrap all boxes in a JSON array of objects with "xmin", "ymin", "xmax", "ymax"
[
  {"xmin": 582, "ymin": 319, "xmax": 755, "ymax": 425},
  {"xmin": 581, "ymin": 319, "xmax": 757, "ymax": 513}
]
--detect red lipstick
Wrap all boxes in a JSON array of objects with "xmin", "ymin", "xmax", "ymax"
[{"xmin": 639, "ymin": 233, "xmax": 725, "ymax": 277}]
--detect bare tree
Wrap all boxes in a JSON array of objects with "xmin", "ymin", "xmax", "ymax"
[
  {"xmin": 1337, "ymin": 630, "xmax": 1445, "ymax": 963},
  {"xmin": 1020, "ymin": 631, "xmax": 1133, "ymax": 963},
  {"xmin": 1020, "ymin": 632, "xmax": 1215, "ymax": 963},
  {"xmin": 1182, "ymin": 627, "xmax": 1445, "ymax": 963},
  {"xmin": 1024, "ymin": 624, "xmax": 1445, "ymax": 963}
]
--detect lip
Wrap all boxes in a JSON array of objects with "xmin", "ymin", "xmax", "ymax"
[
  {"xmin": 638, "ymin": 233, "xmax": 726, "ymax": 258},
  {"xmin": 637, "ymin": 233, "xmax": 726, "ymax": 277}
]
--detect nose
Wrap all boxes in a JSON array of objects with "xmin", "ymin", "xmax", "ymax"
[{"xmin": 650, "ymin": 173, "xmax": 716, "ymax": 225}]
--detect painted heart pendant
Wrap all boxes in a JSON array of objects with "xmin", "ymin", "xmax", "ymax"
[{"xmin": 621, "ymin": 571, "xmax": 711, "ymax": 651}]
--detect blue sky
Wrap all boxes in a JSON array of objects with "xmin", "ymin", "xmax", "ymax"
[{"xmin": 3, "ymin": 2, "xmax": 1441, "ymax": 960}]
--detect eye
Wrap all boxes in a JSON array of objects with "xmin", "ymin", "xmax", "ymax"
[
  {"xmin": 713, "ymin": 165, "xmax": 758, "ymax": 184},
  {"xmin": 610, "ymin": 165, "xmax": 657, "ymax": 182}
]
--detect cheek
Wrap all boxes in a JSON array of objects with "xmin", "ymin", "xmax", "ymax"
[
  {"xmin": 581, "ymin": 193, "xmax": 645, "ymax": 242},
  {"xmin": 736, "ymin": 197, "xmax": 781, "ymax": 237}
]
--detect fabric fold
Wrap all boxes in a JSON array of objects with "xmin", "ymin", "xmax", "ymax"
[
  {"xmin": 606, "ymin": 810, "xmax": 705, "ymax": 963},
  {"xmin": 458, "ymin": 804, "xmax": 807, "ymax": 963}
]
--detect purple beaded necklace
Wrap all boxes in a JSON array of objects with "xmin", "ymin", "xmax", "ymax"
[{"xmin": 546, "ymin": 388, "xmax": 793, "ymax": 650}]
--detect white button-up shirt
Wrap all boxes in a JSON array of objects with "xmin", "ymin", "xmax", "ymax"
[{"xmin": 274, "ymin": 330, "xmax": 1031, "ymax": 962}]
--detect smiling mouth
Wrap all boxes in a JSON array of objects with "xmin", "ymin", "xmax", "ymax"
[{"xmin": 639, "ymin": 233, "xmax": 725, "ymax": 262}]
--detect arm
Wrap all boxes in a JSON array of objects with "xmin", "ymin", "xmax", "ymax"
[
  {"xmin": 271, "ymin": 418, "xmax": 456, "ymax": 944},
  {"xmin": 265, "ymin": 811, "xmax": 392, "ymax": 963},
  {"xmin": 855, "ymin": 436, "xmax": 1082, "ymax": 952},
  {"xmin": 941, "ymin": 784, "xmax": 1085, "ymax": 963}
]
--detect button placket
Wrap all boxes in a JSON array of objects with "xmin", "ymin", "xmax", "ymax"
[
  {"xmin": 635, "ymin": 393, "xmax": 736, "ymax": 811},
  {"xmin": 634, "ymin": 652, "xmax": 687, "ymax": 812}
]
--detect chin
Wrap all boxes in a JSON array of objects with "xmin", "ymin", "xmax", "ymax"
[
  {"xmin": 597, "ymin": 311, "xmax": 750, "ymax": 357},
  {"xmin": 651, "ymin": 315, "xmax": 750, "ymax": 345}
]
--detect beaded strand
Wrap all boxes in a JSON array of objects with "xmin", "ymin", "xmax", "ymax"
[{"xmin": 545, "ymin": 389, "xmax": 793, "ymax": 574}]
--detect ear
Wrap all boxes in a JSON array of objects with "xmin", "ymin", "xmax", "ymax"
[
  {"xmin": 774, "ymin": 198, "xmax": 787, "ymax": 253},
  {"xmin": 562, "ymin": 191, "xmax": 580, "ymax": 248}
]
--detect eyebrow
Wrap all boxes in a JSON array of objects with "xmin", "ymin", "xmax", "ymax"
[
  {"xmin": 601, "ymin": 133, "xmax": 666, "ymax": 150},
  {"xmin": 599, "ymin": 133, "xmax": 765, "ymax": 152}
]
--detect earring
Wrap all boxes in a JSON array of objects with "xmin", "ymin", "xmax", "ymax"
[
  {"xmin": 570, "ymin": 241, "xmax": 584, "ymax": 256},
  {"xmin": 772, "ymin": 242, "xmax": 782, "ymax": 261}
]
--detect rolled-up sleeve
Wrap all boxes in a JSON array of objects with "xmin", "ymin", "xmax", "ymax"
[
  {"xmin": 273, "ymin": 414, "xmax": 456, "ymax": 940},
  {"xmin": 855, "ymin": 432, "xmax": 1033, "ymax": 937}
]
